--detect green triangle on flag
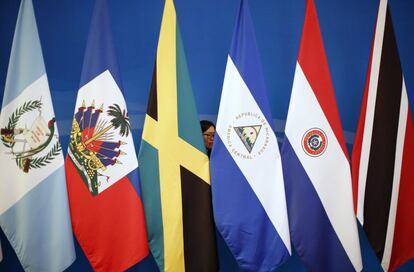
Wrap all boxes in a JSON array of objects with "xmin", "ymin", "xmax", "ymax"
[{"xmin": 234, "ymin": 125, "xmax": 262, "ymax": 153}]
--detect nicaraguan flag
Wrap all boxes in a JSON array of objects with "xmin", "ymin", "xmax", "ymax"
[
  {"xmin": 210, "ymin": 0, "xmax": 291, "ymax": 271},
  {"xmin": 64, "ymin": 0, "xmax": 148, "ymax": 271},
  {"xmin": 0, "ymin": 0, "xmax": 75, "ymax": 271},
  {"xmin": 281, "ymin": 0, "xmax": 362, "ymax": 271}
]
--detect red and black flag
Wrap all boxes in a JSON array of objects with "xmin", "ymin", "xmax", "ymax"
[{"xmin": 352, "ymin": 0, "xmax": 414, "ymax": 271}]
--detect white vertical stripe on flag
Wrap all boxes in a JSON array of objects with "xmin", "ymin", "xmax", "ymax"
[
  {"xmin": 382, "ymin": 80, "xmax": 409, "ymax": 270},
  {"xmin": 357, "ymin": 0, "xmax": 388, "ymax": 223}
]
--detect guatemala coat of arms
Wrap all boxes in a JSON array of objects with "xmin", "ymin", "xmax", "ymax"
[{"xmin": 1, "ymin": 99, "xmax": 61, "ymax": 173}]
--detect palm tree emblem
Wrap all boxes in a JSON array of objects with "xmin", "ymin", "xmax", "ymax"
[
  {"xmin": 68, "ymin": 101, "xmax": 130, "ymax": 196},
  {"xmin": 84, "ymin": 103, "xmax": 130, "ymax": 146}
]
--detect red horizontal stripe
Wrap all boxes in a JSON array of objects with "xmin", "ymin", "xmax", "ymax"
[
  {"xmin": 65, "ymin": 157, "xmax": 148, "ymax": 272},
  {"xmin": 298, "ymin": 0, "xmax": 348, "ymax": 157}
]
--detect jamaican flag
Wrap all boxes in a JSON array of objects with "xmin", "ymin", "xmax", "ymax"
[{"xmin": 138, "ymin": 0, "xmax": 218, "ymax": 271}]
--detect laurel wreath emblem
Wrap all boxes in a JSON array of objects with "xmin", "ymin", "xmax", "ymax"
[
  {"xmin": 1, "ymin": 99, "xmax": 61, "ymax": 172},
  {"xmin": 1, "ymin": 100, "xmax": 42, "ymax": 148},
  {"xmin": 19, "ymin": 141, "xmax": 61, "ymax": 170}
]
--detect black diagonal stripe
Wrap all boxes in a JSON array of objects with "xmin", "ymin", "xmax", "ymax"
[
  {"xmin": 146, "ymin": 62, "xmax": 158, "ymax": 121},
  {"xmin": 180, "ymin": 166, "xmax": 218, "ymax": 272},
  {"xmin": 363, "ymin": 7, "xmax": 403, "ymax": 261}
]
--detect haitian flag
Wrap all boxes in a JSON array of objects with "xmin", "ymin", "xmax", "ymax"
[
  {"xmin": 352, "ymin": 0, "xmax": 414, "ymax": 270},
  {"xmin": 65, "ymin": 0, "xmax": 148, "ymax": 271},
  {"xmin": 280, "ymin": 0, "xmax": 362, "ymax": 271},
  {"xmin": 138, "ymin": 0, "xmax": 218, "ymax": 271},
  {"xmin": 0, "ymin": 0, "xmax": 75, "ymax": 271},
  {"xmin": 210, "ymin": 0, "xmax": 291, "ymax": 271}
]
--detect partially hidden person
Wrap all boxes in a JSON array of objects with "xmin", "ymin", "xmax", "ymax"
[{"xmin": 200, "ymin": 120, "xmax": 215, "ymax": 158}]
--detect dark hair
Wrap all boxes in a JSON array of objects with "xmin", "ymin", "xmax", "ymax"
[{"xmin": 200, "ymin": 120, "xmax": 215, "ymax": 133}]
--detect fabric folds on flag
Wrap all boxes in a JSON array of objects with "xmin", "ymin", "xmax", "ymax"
[
  {"xmin": 210, "ymin": 0, "xmax": 291, "ymax": 271},
  {"xmin": 351, "ymin": 0, "xmax": 414, "ymax": 271},
  {"xmin": 64, "ymin": 0, "xmax": 148, "ymax": 271},
  {"xmin": 0, "ymin": 0, "xmax": 75, "ymax": 271},
  {"xmin": 280, "ymin": 0, "xmax": 362, "ymax": 271},
  {"xmin": 138, "ymin": 0, "xmax": 218, "ymax": 271}
]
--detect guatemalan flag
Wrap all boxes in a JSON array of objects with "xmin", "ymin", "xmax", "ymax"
[
  {"xmin": 210, "ymin": 0, "xmax": 291, "ymax": 271},
  {"xmin": 280, "ymin": 0, "xmax": 362, "ymax": 271},
  {"xmin": 0, "ymin": 0, "xmax": 75, "ymax": 271},
  {"xmin": 64, "ymin": 0, "xmax": 148, "ymax": 271}
]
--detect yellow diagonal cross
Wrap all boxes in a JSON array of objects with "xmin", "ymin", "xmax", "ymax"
[{"xmin": 141, "ymin": 1, "xmax": 210, "ymax": 271}]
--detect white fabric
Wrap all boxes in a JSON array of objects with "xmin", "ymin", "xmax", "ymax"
[
  {"xmin": 216, "ymin": 56, "xmax": 291, "ymax": 251},
  {"xmin": 0, "ymin": 75, "xmax": 63, "ymax": 215},
  {"xmin": 74, "ymin": 70, "xmax": 138, "ymax": 194},
  {"xmin": 285, "ymin": 63, "xmax": 362, "ymax": 271}
]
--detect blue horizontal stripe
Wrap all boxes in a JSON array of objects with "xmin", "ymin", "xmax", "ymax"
[
  {"xmin": 281, "ymin": 138, "xmax": 355, "ymax": 272},
  {"xmin": 127, "ymin": 167, "xmax": 141, "ymax": 198},
  {"xmin": 79, "ymin": 0, "xmax": 122, "ymax": 89},
  {"xmin": 229, "ymin": 0, "xmax": 273, "ymax": 126},
  {"xmin": 211, "ymin": 135, "xmax": 289, "ymax": 272}
]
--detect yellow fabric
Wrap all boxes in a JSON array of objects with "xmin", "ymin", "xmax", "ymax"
[{"xmin": 141, "ymin": 1, "xmax": 210, "ymax": 271}]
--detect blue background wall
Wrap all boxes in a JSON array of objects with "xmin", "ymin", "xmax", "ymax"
[{"xmin": 0, "ymin": 0, "xmax": 413, "ymax": 271}]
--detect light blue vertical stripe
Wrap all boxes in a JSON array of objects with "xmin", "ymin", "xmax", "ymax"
[
  {"xmin": 0, "ymin": 167, "xmax": 75, "ymax": 272},
  {"xmin": 2, "ymin": 0, "xmax": 45, "ymax": 107}
]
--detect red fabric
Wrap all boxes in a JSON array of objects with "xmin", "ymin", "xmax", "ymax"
[
  {"xmin": 82, "ymin": 127, "xmax": 96, "ymax": 142},
  {"xmin": 85, "ymin": 139, "xmax": 105, "ymax": 153},
  {"xmin": 298, "ymin": 0, "xmax": 348, "ymax": 158},
  {"xmin": 65, "ymin": 156, "xmax": 148, "ymax": 271},
  {"xmin": 389, "ymin": 109, "xmax": 414, "ymax": 271}
]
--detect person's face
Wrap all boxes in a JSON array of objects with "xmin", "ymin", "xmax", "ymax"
[{"xmin": 203, "ymin": 126, "xmax": 215, "ymax": 150}]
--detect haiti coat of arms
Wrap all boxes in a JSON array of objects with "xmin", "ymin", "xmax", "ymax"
[{"xmin": 68, "ymin": 100, "xmax": 129, "ymax": 196}]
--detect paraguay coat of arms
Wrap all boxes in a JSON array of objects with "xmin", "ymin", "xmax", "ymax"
[
  {"xmin": 68, "ymin": 100, "xmax": 130, "ymax": 196},
  {"xmin": 0, "ymin": 99, "xmax": 61, "ymax": 173}
]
